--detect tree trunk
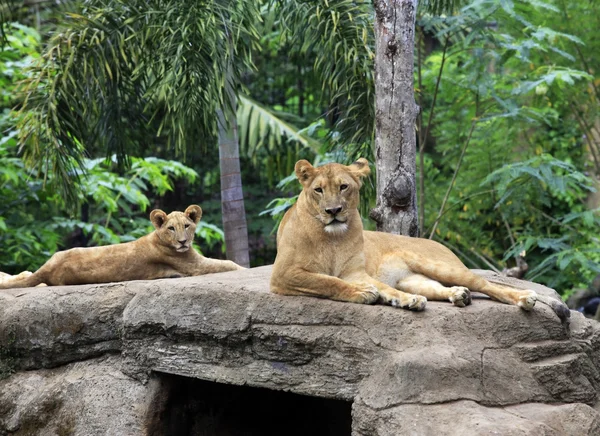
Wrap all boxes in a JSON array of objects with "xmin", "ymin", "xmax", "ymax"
[
  {"xmin": 370, "ymin": 0, "xmax": 419, "ymax": 236},
  {"xmin": 217, "ymin": 103, "xmax": 250, "ymax": 268}
]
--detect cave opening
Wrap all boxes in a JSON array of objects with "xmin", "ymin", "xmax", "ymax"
[{"xmin": 145, "ymin": 372, "xmax": 352, "ymax": 436}]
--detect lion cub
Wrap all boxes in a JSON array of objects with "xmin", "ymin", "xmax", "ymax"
[
  {"xmin": 270, "ymin": 159, "xmax": 570, "ymax": 321},
  {"xmin": 0, "ymin": 205, "xmax": 243, "ymax": 289}
]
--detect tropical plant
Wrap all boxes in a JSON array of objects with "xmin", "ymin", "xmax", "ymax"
[
  {"xmin": 12, "ymin": 0, "xmax": 264, "ymax": 266},
  {"xmin": 413, "ymin": 0, "xmax": 599, "ymax": 292},
  {"xmin": 3, "ymin": 0, "xmax": 599, "ymax": 296},
  {"xmin": 264, "ymin": 0, "xmax": 599, "ymax": 294},
  {"xmin": 1, "ymin": 24, "xmax": 221, "ymax": 271}
]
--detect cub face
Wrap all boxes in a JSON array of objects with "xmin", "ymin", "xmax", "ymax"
[
  {"xmin": 150, "ymin": 205, "xmax": 202, "ymax": 252},
  {"xmin": 295, "ymin": 158, "xmax": 371, "ymax": 234}
]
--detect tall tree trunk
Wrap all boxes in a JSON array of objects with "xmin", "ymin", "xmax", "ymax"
[
  {"xmin": 370, "ymin": 0, "xmax": 419, "ymax": 236},
  {"xmin": 217, "ymin": 101, "xmax": 250, "ymax": 268}
]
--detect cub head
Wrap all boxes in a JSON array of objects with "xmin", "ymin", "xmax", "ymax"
[
  {"xmin": 295, "ymin": 158, "xmax": 370, "ymax": 235},
  {"xmin": 150, "ymin": 205, "xmax": 202, "ymax": 252}
]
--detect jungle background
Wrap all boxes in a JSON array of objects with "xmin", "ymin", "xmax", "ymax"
[{"xmin": 0, "ymin": 0, "xmax": 598, "ymax": 298}]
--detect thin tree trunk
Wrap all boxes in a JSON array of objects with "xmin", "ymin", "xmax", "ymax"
[
  {"xmin": 370, "ymin": 0, "xmax": 419, "ymax": 236},
  {"xmin": 217, "ymin": 101, "xmax": 250, "ymax": 267}
]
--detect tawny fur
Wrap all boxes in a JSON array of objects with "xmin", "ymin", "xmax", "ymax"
[
  {"xmin": 270, "ymin": 159, "xmax": 570, "ymax": 321},
  {"xmin": 0, "ymin": 205, "xmax": 243, "ymax": 289}
]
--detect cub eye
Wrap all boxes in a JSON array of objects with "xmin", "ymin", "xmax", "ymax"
[
  {"xmin": 168, "ymin": 226, "xmax": 175, "ymax": 231},
  {"xmin": 184, "ymin": 224, "xmax": 190, "ymax": 229},
  {"xmin": 314, "ymin": 187, "xmax": 323, "ymax": 193},
  {"xmin": 340, "ymin": 184, "xmax": 348, "ymax": 191}
]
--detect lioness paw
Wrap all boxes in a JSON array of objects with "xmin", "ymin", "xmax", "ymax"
[
  {"xmin": 350, "ymin": 284, "xmax": 379, "ymax": 305},
  {"xmin": 449, "ymin": 286, "xmax": 471, "ymax": 307},
  {"xmin": 517, "ymin": 291, "xmax": 537, "ymax": 311},
  {"xmin": 390, "ymin": 294, "xmax": 427, "ymax": 311},
  {"xmin": 408, "ymin": 295, "xmax": 427, "ymax": 311}
]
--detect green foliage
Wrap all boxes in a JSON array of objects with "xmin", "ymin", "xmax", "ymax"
[
  {"xmin": 0, "ymin": 141, "xmax": 213, "ymax": 271},
  {"xmin": 416, "ymin": 0, "xmax": 599, "ymax": 292},
  {"xmin": 17, "ymin": 0, "xmax": 262, "ymax": 205},
  {"xmin": 237, "ymin": 94, "xmax": 319, "ymax": 186},
  {"xmin": 0, "ymin": 22, "xmax": 222, "ymax": 271},
  {"xmin": 3, "ymin": 1, "xmax": 600, "ymax": 296},
  {"xmin": 276, "ymin": 0, "xmax": 375, "ymax": 149},
  {"xmin": 482, "ymin": 155, "xmax": 600, "ymax": 286},
  {"xmin": 261, "ymin": 0, "xmax": 599, "ymax": 293}
]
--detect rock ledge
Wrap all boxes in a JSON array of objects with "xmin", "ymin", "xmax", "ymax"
[{"xmin": 1, "ymin": 266, "xmax": 599, "ymax": 435}]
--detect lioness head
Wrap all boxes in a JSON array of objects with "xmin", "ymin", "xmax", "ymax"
[
  {"xmin": 295, "ymin": 158, "xmax": 370, "ymax": 234},
  {"xmin": 150, "ymin": 205, "xmax": 202, "ymax": 252}
]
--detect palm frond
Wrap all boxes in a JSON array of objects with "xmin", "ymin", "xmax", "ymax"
[
  {"xmin": 238, "ymin": 94, "xmax": 319, "ymax": 155},
  {"xmin": 277, "ymin": 0, "xmax": 375, "ymax": 151},
  {"xmin": 237, "ymin": 94, "xmax": 321, "ymax": 185},
  {"xmin": 0, "ymin": 0, "xmax": 18, "ymax": 45},
  {"xmin": 419, "ymin": 0, "xmax": 470, "ymax": 15},
  {"xmin": 17, "ymin": 0, "xmax": 261, "ymax": 206}
]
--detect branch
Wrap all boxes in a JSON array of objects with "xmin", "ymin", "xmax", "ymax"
[
  {"xmin": 428, "ymin": 118, "xmax": 477, "ymax": 239},
  {"xmin": 418, "ymin": 35, "xmax": 449, "ymax": 236},
  {"xmin": 417, "ymin": 27, "xmax": 424, "ymax": 235},
  {"xmin": 468, "ymin": 247, "xmax": 501, "ymax": 273},
  {"xmin": 568, "ymin": 100, "xmax": 600, "ymax": 175},
  {"xmin": 423, "ymin": 189, "xmax": 495, "ymax": 236},
  {"xmin": 432, "ymin": 236, "xmax": 480, "ymax": 269}
]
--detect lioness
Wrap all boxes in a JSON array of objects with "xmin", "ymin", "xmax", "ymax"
[
  {"xmin": 0, "ymin": 205, "xmax": 243, "ymax": 289},
  {"xmin": 270, "ymin": 159, "xmax": 570, "ymax": 321}
]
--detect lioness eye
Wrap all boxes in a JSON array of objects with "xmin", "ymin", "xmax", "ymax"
[
  {"xmin": 184, "ymin": 224, "xmax": 190, "ymax": 229},
  {"xmin": 340, "ymin": 184, "xmax": 348, "ymax": 191},
  {"xmin": 168, "ymin": 226, "xmax": 175, "ymax": 231},
  {"xmin": 314, "ymin": 187, "xmax": 323, "ymax": 193}
]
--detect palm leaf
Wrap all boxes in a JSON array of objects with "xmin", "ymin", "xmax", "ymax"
[
  {"xmin": 276, "ymin": 0, "xmax": 375, "ymax": 150},
  {"xmin": 238, "ymin": 94, "xmax": 319, "ymax": 156},
  {"xmin": 16, "ymin": 0, "xmax": 261, "ymax": 206}
]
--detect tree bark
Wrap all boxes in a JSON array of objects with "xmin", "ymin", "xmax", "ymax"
[
  {"xmin": 217, "ymin": 103, "xmax": 250, "ymax": 268},
  {"xmin": 370, "ymin": 0, "xmax": 419, "ymax": 236}
]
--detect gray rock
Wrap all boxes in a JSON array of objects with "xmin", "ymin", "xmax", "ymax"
[
  {"xmin": 0, "ymin": 356, "xmax": 150, "ymax": 436},
  {"xmin": 1, "ymin": 266, "xmax": 600, "ymax": 435}
]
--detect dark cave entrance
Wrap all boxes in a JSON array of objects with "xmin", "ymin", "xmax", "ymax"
[{"xmin": 145, "ymin": 372, "xmax": 353, "ymax": 436}]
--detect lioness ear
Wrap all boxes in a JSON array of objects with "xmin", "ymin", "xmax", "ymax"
[
  {"xmin": 185, "ymin": 205, "xmax": 202, "ymax": 224},
  {"xmin": 150, "ymin": 209, "xmax": 168, "ymax": 230},
  {"xmin": 295, "ymin": 159, "xmax": 316, "ymax": 186},
  {"xmin": 348, "ymin": 158, "xmax": 371, "ymax": 179}
]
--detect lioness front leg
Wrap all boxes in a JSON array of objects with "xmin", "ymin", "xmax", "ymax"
[
  {"xmin": 271, "ymin": 270, "xmax": 379, "ymax": 305},
  {"xmin": 396, "ymin": 274, "xmax": 472, "ymax": 307}
]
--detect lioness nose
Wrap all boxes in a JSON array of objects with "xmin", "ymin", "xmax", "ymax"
[
  {"xmin": 325, "ymin": 206, "xmax": 342, "ymax": 215},
  {"xmin": 178, "ymin": 239, "xmax": 187, "ymax": 245}
]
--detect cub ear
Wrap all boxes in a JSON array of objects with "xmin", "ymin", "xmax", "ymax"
[
  {"xmin": 150, "ymin": 209, "xmax": 168, "ymax": 230},
  {"xmin": 295, "ymin": 159, "xmax": 316, "ymax": 186},
  {"xmin": 185, "ymin": 205, "xmax": 202, "ymax": 224},
  {"xmin": 348, "ymin": 158, "xmax": 371, "ymax": 179}
]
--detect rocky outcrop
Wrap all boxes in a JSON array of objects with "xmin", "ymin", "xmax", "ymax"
[{"xmin": 1, "ymin": 266, "xmax": 600, "ymax": 435}]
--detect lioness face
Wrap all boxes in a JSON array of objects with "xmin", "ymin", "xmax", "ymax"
[
  {"xmin": 150, "ymin": 205, "xmax": 202, "ymax": 252},
  {"xmin": 295, "ymin": 158, "xmax": 371, "ymax": 235}
]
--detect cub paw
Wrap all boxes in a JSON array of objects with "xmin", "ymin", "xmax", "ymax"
[
  {"xmin": 350, "ymin": 284, "xmax": 379, "ymax": 305},
  {"xmin": 517, "ymin": 292, "xmax": 537, "ymax": 311},
  {"xmin": 449, "ymin": 286, "xmax": 471, "ymax": 307}
]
